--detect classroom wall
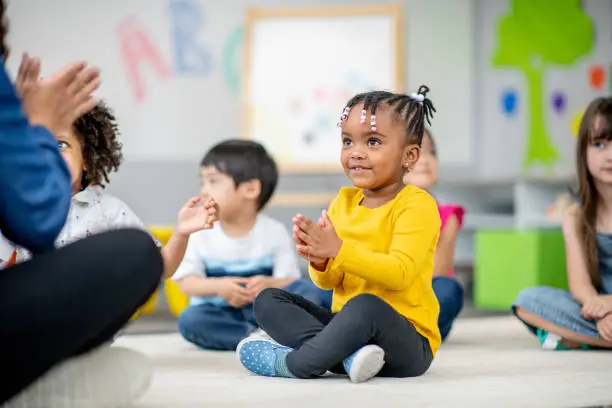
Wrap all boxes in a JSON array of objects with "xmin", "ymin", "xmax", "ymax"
[
  {"xmin": 5, "ymin": 0, "xmax": 475, "ymax": 224},
  {"xmin": 11, "ymin": 0, "xmax": 610, "ymax": 228}
]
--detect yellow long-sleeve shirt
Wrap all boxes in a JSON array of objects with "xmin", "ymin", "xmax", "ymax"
[{"xmin": 309, "ymin": 185, "xmax": 442, "ymax": 354}]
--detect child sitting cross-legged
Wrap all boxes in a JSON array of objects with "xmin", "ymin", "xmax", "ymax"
[
  {"xmin": 512, "ymin": 96, "xmax": 612, "ymax": 350},
  {"xmin": 172, "ymin": 140, "xmax": 331, "ymax": 351},
  {"xmin": 237, "ymin": 86, "xmax": 442, "ymax": 383}
]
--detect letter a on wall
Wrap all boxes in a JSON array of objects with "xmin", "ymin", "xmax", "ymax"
[{"xmin": 117, "ymin": 16, "xmax": 171, "ymax": 102}]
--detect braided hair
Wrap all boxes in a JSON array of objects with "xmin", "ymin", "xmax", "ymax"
[
  {"xmin": 73, "ymin": 100, "xmax": 123, "ymax": 189},
  {"xmin": 339, "ymin": 85, "xmax": 436, "ymax": 145}
]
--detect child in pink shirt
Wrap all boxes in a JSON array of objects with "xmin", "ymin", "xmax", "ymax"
[
  {"xmin": 438, "ymin": 204, "xmax": 465, "ymax": 279},
  {"xmin": 404, "ymin": 129, "xmax": 465, "ymax": 341}
]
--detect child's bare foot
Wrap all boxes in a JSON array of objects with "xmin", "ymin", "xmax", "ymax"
[{"xmin": 559, "ymin": 338, "xmax": 583, "ymax": 348}]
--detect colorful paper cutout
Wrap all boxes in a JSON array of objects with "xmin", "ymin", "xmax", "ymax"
[
  {"xmin": 551, "ymin": 91, "xmax": 566, "ymax": 114},
  {"xmin": 571, "ymin": 109, "xmax": 584, "ymax": 137},
  {"xmin": 501, "ymin": 89, "xmax": 518, "ymax": 116},
  {"xmin": 588, "ymin": 64, "xmax": 605, "ymax": 90}
]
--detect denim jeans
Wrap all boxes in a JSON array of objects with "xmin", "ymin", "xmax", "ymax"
[
  {"xmin": 513, "ymin": 286, "xmax": 603, "ymax": 338},
  {"xmin": 511, "ymin": 243, "xmax": 612, "ymax": 339},
  {"xmin": 432, "ymin": 276, "xmax": 464, "ymax": 341},
  {"xmin": 178, "ymin": 278, "xmax": 331, "ymax": 350}
]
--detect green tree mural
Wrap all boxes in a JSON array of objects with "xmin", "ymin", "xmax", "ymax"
[{"xmin": 492, "ymin": 0, "xmax": 594, "ymax": 169}]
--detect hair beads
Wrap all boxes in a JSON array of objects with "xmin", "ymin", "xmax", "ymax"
[
  {"xmin": 336, "ymin": 106, "xmax": 377, "ymax": 132},
  {"xmin": 337, "ymin": 86, "xmax": 435, "ymax": 141},
  {"xmin": 337, "ymin": 106, "xmax": 351, "ymax": 127},
  {"xmin": 340, "ymin": 85, "xmax": 436, "ymax": 144}
]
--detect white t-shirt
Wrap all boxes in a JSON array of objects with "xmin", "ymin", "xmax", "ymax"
[
  {"xmin": 2, "ymin": 186, "xmax": 159, "ymax": 265},
  {"xmin": 172, "ymin": 213, "xmax": 300, "ymax": 307}
]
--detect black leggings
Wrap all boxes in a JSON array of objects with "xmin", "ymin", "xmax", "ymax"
[
  {"xmin": 0, "ymin": 229, "xmax": 163, "ymax": 403},
  {"xmin": 254, "ymin": 289, "xmax": 433, "ymax": 379}
]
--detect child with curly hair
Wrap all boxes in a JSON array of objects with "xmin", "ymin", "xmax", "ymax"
[{"xmin": 7, "ymin": 100, "xmax": 218, "ymax": 279}]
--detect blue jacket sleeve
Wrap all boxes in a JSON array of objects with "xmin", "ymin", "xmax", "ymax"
[{"xmin": 0, "ymin": 61, "xmax": 71, "ymax": 253}]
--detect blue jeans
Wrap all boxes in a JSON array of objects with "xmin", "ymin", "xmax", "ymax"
[
  {"xmin": 177, "ymin": 278, "xmax": 331, "ymax": 350},
  {"xmin": 511, "ymin": 266, "xmax": 612, "ymax": 339},
  {"xmin": 432, "ymin": 276, "xmax": 464, "ymax": 341},
  {"xmin": 512, "ymin": 286, "xmax": 601, "ymax": 338}
]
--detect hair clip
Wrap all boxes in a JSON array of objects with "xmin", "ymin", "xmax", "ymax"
[
  {"xmin": 360, "ymin": 109, "xmax": 367, "ymax": 124},
  {"xmin": 370, "ymin": 114, "xmax": 377, "ymax": 132},
  {"xmin": 337, "ymin": 106, "xmax": 350, "ymax": 127},
  {"xmin": 410, "ymin": 92, "xmax": 425, "ymax": 104}
]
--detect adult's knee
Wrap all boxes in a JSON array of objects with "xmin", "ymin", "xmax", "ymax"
[
  {"xmin": 253, "ymin": 288, "xmax": 291, "ymax": 324},
  {"xmin": 68, "ymin": 229, "xmax": 161, "ymax": 305},
  {"xmin": 103, "ymin": 229, "xmax": 163, "ymax": 287}
]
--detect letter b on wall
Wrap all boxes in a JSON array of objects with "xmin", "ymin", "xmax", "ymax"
[{"xmin": 169, "ymin": 0, "xmax": 213, "ymax": 75}]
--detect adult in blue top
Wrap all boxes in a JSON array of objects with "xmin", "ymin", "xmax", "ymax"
[{"xmin": 0, "ymin": 3, "xmax": 163, "ymax": 406}]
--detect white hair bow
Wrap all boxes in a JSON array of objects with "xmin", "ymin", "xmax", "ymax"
[{"xmin": 410, "ymin": 93, "xmax": 425, "ymax": 104}]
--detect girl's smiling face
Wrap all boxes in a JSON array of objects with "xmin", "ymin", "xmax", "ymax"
[{"xmin": 340, "ymin": 102, "xmax": 420, "ymax": 192}]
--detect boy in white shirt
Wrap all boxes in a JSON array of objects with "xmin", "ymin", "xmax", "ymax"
[{"xmin": 173, "ymin": 140, "xmax": 331, "ymax": 351}]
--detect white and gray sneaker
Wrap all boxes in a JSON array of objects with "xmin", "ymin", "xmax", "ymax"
[
  {"xmin": 247, "ymin": 328, "xmax": 273, "ymax": 341},
  {"xmin": 3, "ymin": 345, "xmax": 152, "ymax": 408},
  {"xmin": 343, "ymin": 345, "xmax": 385, "ymax": 383}
]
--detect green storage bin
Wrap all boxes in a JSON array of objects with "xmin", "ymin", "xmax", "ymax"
[{"xmin": 474, "ymin": 228, "xmax": 568, "ymax": 310}]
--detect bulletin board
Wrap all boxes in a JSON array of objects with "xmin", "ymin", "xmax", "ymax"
[{"xmin": 242, "ymin": 4, "xmax": 404, "ymax": 172}]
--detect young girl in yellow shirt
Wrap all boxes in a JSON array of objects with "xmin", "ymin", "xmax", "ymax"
[{"xmin": 237, "ymin": 86, "xmax": 441, "ymax": 383}]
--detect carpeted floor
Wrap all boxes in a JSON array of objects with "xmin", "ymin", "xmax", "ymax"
[{"xmin": 114, "ymin": 316, "xmax": 612, "ymax": 408}]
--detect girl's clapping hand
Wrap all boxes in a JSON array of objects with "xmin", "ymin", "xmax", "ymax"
[{"xmin": 293, "ymin": 210, "xmax": 342, "ymax": 261}]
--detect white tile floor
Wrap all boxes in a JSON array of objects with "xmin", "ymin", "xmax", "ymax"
[{"xmin": 115, "ymin": 316, "xmax": 612, "ymax": 408}]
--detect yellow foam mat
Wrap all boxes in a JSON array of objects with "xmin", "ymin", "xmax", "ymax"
[{"xmin": 132, "ymin": 226, "xmax": 190, "ymax": 319}]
